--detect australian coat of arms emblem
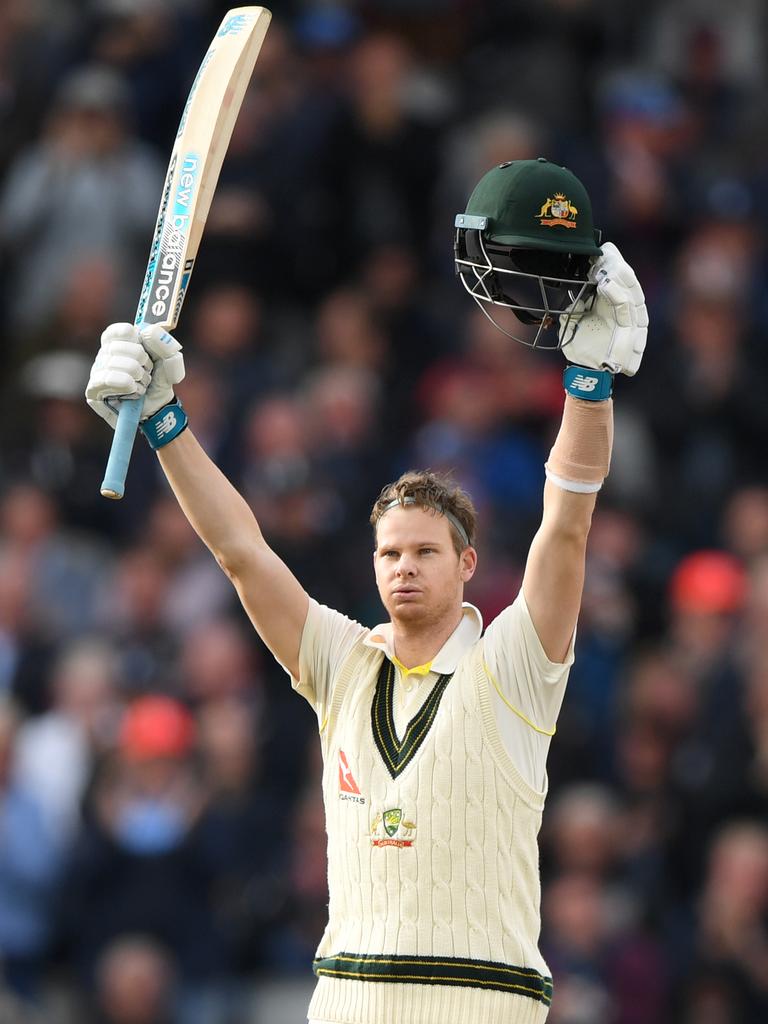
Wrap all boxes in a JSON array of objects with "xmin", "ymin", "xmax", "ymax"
[{"xmin": 537, "ymin": 192, "xmax": 578, "ymax": 228}]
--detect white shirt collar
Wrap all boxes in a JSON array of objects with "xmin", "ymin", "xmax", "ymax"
[{"xmin": 363, "ymin": 602, "xmax": 483, "ymax": 675}]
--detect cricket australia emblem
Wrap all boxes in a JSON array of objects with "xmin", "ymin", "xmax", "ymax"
[
  {"xmin": 371, "ymin": 808, "xmax": 416, "ymax": 848},
  {"xmin": 538, "ymin": 192, "xmax": 578, "ymax": 229}
]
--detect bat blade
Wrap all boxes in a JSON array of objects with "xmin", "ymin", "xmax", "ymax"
[{"xmin": 100, "ymin": 6, "xmax": 271, "ymax": 499}]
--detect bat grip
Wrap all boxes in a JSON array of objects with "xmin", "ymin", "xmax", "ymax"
[{"xmin": 100, "ymin": 396, "xmax": 146, "ymax": 499}]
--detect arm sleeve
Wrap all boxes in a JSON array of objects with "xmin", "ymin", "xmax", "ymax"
[
  {"xmin": 483, "ymin": 591, "xmax": 574, "ymax": 736},
  {"xmin": 285, "ymin": 598, "xmax": 367, "ymax": 728}
]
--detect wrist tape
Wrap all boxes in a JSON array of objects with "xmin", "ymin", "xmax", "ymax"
[
  {"xmin": 545, "ymin": 392, "xmax": 613, "ymax": 494},
  {"xmin": 140, "ymin": 398, "xmax": 188, "ymax": 450}
]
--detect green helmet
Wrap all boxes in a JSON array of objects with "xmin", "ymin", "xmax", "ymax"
[{"xmin": 454, "ymin": 157, "xmax": 602, "ymax": 347}]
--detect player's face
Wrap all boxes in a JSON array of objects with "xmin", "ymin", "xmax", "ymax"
[{"xmin": 373, "ymin": 505, "xmax": 476, "ymax": 627}]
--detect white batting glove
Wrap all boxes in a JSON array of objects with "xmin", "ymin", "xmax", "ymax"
[
  {"xmin": 559, "ymin": 242, "xmax": 648, "ymax": 376},
  {"xmin": 86, "ymin": 323, "xmax": 185, "ymax": 428}
]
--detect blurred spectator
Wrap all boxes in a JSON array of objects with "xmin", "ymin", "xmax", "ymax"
[
  {"xmin": 323, "ymin": 32, "xmax": 441, "ymax": 262},
  {"xmin": 648, "ymin": 0, "xmax": 767, "ymax": 92},
  {"xmin": 265, "ymin": 787, "xmax": 328, "ymax": 973},
  {"xmin": 176, "ymin": 619, "xmax": 262, "ymax": 706},
  {"xmin": 1, "ymin": 350, "xmax": 117, "ymax": 534},
  {"xmin": 359, "ymin": 240, "xmax": 448, "ymax": 408},
  {"xmin": 91, "ymin": 934, "xmax": 176, "ymax": 1024},
  {"xmin": 303, "ymin": 363, "xmax": 385, "ymax": 514},
  {"xmin": 314, "ymin": 286, "xmax": 389, "ymax": 373},
  {"xmin": 84, "ymin": 5, "xmax": 210, "ymax": 151},
  {"xmin": 101, "ymin": 546, "xmax": 179, "ymax": 696},
  {"xmin": 140, "ymin": 497, "xmax": 232, "ymax": 638},
  {"xmin": 722, "ymin": 486, "xmax": 768, "ymax": 562},
  {"xmin": 62, "ymin": 696, "xmax": 237, "ymax": 1021},
  {"xmin": 0, "ymin": 1, "xmax": 62, "ymax": 181},
  {"xmin": 0, "ymin": 482, "xmax": 111, "ymax": 653},
  {"xmin": 542, "ymin": 872, "xmax": 667, "ymax": 1024},
  {"xmin": 544, "ymin": 784, "xmax": 624, "ymax": 879},
  {"xmin": 194, "ymin": 697, "xmax": 287, "ymax": 972},
  {"xmin": 0, "ymin": 699, "xmax": 62, "ymax": 1004},
  {"xmin": 684, "ymin": 821, "xmax": 768, "ymax": 1023},
  {"xmin": 0, "ymin": 64, "xmax": 162, "ymax": 333},
  {"xmin": 14, "ymin": 638, "xmax": 122, "ymax": 841},
  {"xmin": 184, "ymin": 284, "xmax": 282, "ymax": 415},
  {"xmin": 464, "ymin": 1, "xmax": 609, "ymax": 136},
  {"xmin": 666, "ymin": 550, "xmax": 746, "ymax": 678}
]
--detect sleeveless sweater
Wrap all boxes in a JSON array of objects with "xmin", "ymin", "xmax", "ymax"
[{"xmin": 308, "ymin": 634, "xmax": 552, "ymax": 1024}]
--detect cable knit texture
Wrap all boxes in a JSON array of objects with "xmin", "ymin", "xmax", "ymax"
[{"xmin": 310, "ymin": 639, "xmax": 551, "ymax": 1024}]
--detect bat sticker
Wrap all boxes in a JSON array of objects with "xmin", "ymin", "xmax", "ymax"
[{"xmin": 135, "ymin": 155, "xmax": 176, "ymax": 325}]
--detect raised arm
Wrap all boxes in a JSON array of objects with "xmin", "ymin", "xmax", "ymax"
[
  {"xmin": 523, "ymin": 242, "xmax": 647, "ymax": 661},
  {"xmin": 523, "ymin": 472, "xmax": 599, "ymax": 664},
  {"xmin": 86, "ymin": 323, "xmax": 308, "ymax": 679}
]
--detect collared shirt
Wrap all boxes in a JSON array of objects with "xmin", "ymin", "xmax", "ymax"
[
  {"xmin": 363, "ymin": 603, "xmax": 482, "ymax": 739},
  {"xmin": 289, "ymin": 593, "xmax": 573, "ymax": 790}
]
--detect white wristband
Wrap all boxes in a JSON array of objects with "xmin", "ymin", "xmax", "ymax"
[{"xmin": 544, "ymin": 467, "xmax": 603, "ymax": 494}]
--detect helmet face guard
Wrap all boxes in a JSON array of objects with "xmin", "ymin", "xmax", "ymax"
[{"xmin": 454, "ymin": 214, "xmax": 597, "ymax": 349}]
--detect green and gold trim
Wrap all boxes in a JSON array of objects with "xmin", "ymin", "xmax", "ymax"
[
  {"xmin": 371, "ymin": 659, "xmax": 452, "ymax": 780},
  {"xmin": 313, "ymin": 951, "xmax": 553, "ymax": 1006}
]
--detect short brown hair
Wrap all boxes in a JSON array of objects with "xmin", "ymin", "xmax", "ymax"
[{"xmin": 370, "ymin": 470, "xmax": 477, "ymax": 555}]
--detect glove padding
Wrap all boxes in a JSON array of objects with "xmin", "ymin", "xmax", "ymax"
[
  {"xmin": 559, "ymin": 241, "xmax": 648, "ymax": 376},
  {"xmin": 86, "ymin": 323, "xmax": 185, "ymax": 428}
]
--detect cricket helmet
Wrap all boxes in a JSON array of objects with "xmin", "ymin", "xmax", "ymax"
[{"xmin": 454, "ymin": 157, "xmax": 602, "ymax": 347}]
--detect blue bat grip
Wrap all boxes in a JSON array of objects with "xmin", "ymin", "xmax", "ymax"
[{"xmin": 100, "ymin": 395, "xmax": 146, "ymax": 499}]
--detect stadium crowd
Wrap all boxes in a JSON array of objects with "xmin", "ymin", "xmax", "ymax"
[{"xmin": 1, "ymin": 0, "xmax": 768, "ymax": 1021}]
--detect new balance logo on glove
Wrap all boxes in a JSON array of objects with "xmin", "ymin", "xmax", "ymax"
[
  {"xmin": 570, "ymin": 374, "xmax": 598, "ymax": 393},
  {"xmin": 563, "ymin": 364, "xmax": 613, "ymax": 401},
  {"xmin": 156, "ymin": 410, "xmax": 179, "ymax": 437},
  {"xmin": 139, "ymin": 399, "xmax": 189, "ymax": 450}
]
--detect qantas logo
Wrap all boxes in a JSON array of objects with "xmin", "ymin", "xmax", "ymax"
[
  {"xmin": 339, "ymin": 750, "xmax": 365, "ymax": 804},
  {"xmin": 339, "ymin": 750, "xmax": 360, "ymax": 792}
]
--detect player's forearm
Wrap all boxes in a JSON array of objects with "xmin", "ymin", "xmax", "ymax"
[
  {"xmin": 522, "ymin": 393, "xmax": 611, "ymax": 661},
  {"xmin": 156, "ymin": 427, "xmax": 266, "ymax": 571},
  {"xmin": 523, "ymin": 483, "xmax": 595, "ymax": 661},
  {"xmin": 538, "ymin": 392, "xmax": 612, "ymax": 553}
]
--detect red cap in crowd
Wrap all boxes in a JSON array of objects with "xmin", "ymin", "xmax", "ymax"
[
  {"xmin": 118, "ymin": 696, "xmax": 195, "ymax": 760},
  {"xmin": 669, "ymin": 550, "xmax": 747, "ymax": 614}
]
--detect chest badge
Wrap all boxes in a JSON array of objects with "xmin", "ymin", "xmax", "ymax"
[{"xmin": 371, "ymin": 808, "xmax": 416, "ymax": 848}]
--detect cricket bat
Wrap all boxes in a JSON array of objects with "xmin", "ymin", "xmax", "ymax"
[{"xmin": 100, "ymin": 6, "xmax": 271, "ymax": 499}]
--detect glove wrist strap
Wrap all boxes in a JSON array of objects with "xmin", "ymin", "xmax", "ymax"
[
  {"xmin": 563, "ymin": 365, "xmax": 613, "ymax": 401},
  {"xmin": 140, "ymin": 397, "xmax": 188, "ymax": 450}
]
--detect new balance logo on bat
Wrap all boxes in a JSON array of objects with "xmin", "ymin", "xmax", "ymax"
[
  {"xmin": 571, "ymin": 374, "xmax": 598, "ymax": 392},
  {"xmin": 156, "ymin": 410, "xmax": 178, "ymax": 437},
  {"xmin": 219, "ymin": 13, "xmax": 251, "ymax": 36}
]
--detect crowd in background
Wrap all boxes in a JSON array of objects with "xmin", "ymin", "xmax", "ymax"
[{"xmin": 1, "ymin": 0, "xmax": 768, "ymax": 1022}]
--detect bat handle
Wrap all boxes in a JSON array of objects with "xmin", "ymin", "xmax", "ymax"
[{"xmin": 100, "ymin": 396, "xmax": 146, "ymax": 499}]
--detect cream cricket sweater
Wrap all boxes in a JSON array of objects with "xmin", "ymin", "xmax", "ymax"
[{"xmin": 301, "ymin": 616, "xmax": 554, "ymax": 1024}]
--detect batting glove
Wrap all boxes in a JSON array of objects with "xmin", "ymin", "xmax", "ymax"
[
  {"xmin": 86, "ymin": 323, "xmax": 186, "ymax": 428},
  {"xmin": 559, "ymin": 242, "xmax": 648, "ymax": 376}
]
